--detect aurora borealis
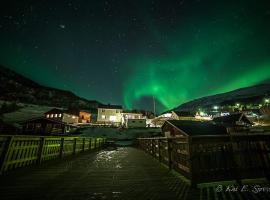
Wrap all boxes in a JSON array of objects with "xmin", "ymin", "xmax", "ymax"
[{"xmin": 1, "ymin": 0, "xmax": 270, "ymax": 113}]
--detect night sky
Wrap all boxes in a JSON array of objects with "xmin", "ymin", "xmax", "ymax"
[{"xmin": 1, "ymin": 0, "xmax": 270, "ymax": 113}]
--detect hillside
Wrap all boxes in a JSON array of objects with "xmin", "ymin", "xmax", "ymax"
[
  {"xmin": 0, "ymin": 65, "xmax": 101, "ymax": 109},
  {"xmin": 173, "ymin": 83, "xmax": 270, "ymax": 111}
]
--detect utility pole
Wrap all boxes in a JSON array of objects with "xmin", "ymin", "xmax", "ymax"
[{"xmin": 153, "ymin": 96, "xmax": 156, "ymax": 117}]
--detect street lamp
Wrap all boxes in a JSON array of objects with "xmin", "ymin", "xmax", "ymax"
[{"xmin": 213, "ymin": 106, "xmax": 219, "ymax": 110}]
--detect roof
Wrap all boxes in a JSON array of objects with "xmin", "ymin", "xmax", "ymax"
[
  {"xmin": 163, "ymin": 120, "xmax": 228, "ymax": 136},
  {"xmin": 44, "ymin": 108, "xmax": 65, "ymax": 114},
  {"xmin": 213, "ymin": 113, "xmax": 252, "ymax": 125},
  {"xmin": 172, "ymin": 111, "xmax": 195, "ymax": 117},
  {"xmin": 20, "ymin": 117, "xmax": 70, "ymax": 126},
  {"xmin": 98, "ymin": 104, "xmax": 122, "ymax": 109}
]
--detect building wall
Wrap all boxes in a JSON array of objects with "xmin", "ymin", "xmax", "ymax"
[
  {"xmin": 126, "ymin": 119, "xmax": 146, "ymax": 128},
  {"xmin": 79, "ymin": 112, "xmax": 91, "ymax": 123},
  {"xmin": 62, "ymin": 113, "xmax": 79, "ymax": 124},
  {"xmin": 97, "ymin": 108, "xmax": 122, "ymax": 124}
]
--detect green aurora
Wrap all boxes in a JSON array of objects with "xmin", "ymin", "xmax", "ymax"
[{"xmin": 123, "ymin": 1, "xmax": 270, "ymax": 112}]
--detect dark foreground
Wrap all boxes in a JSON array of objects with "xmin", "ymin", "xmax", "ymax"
[{"xmin": 0, "ymin": 147, "xmax": 270, "ymax": 200}]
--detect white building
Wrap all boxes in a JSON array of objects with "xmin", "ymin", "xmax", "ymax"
[
  {"xmin": 121, "ymin": 112, "xmax": 146, "ymax": 128},
  {"xmin": 97, "ymin": 105, "xmax": 123, "ymax": 126},
  {"xmin": 126, "ymin": 119, "xmax": 146, "ymax": 128}
]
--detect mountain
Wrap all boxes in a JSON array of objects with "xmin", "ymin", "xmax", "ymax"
[
  {"xmin": 173, "ymin": 83, "xmax": 270, "ymax": 112},
  {"xmin": 0, "ymin": 65, "xmax": 101, "ymax": 109}
]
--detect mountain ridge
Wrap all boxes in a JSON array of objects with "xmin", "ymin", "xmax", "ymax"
[
  {"xmin": 172, "ymin": 83, "xmax": 270, "ymax": 112},
  {"xmin": 0, "ymin": 65, "xmax": 101, "ymax": 110}
]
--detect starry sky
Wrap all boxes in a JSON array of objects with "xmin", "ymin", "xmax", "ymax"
[{"xmin": 0, "ymin": 0, "xmax": 270, "ymax": 113}]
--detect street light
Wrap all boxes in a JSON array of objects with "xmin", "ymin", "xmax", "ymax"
[{"xmin": 213, "ymin": 106, "xmax": 219, "ymax": 110}]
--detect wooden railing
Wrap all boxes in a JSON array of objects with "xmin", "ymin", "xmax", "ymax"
[
  {"xmin": 0, "ymin": 135, "xmax": 106, "ymax": 174},
  {"xmin": 138, "ymin": 134, "xmax": 270, "ymax": 186}
]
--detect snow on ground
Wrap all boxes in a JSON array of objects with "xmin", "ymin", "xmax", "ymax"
[
  {"xmin": 3, "ymin": 104, "xmax": 58, "ymax": 123},
  {"xmin": 79, "ymin": 127, "xmax": 161, "ymax": 140}
]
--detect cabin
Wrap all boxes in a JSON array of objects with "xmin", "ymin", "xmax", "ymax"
[
  {"xmin": 121, "ymin": 111, "xmax": 145, "ymax": 127},
  {"xmin": 21, "ymin": 117, "xmax": 77, "ymax": 135},
  {"xmin": 126, "ymin": 119, "xmax": 146, "ymax": 128},
  {"xmin": 97, "ymin": 104, "xmax": 123, "ymax": 126},
  {"xmin": 213, "ymin": 113, "xmax": 253, "ymax": 133},
  {"xmin": 67, "ymin": 109, "xmax": 91, "ymax": 123},
  {"xmin": 44, "ymin": 108, "xmax": 79, "ymax": 124},
  {"xmin": 161, "ymin": 120, "xmax": 228, "ymax": 138}
]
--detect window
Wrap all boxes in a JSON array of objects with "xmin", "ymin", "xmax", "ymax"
[
  {"xmin": 58, "ymin": 114, "xmax": 62, "ymax": 117},
  {"xmin": 109, "ymin": 115, "xmax": 116, "ymax": 121},
  {"xmin": 50, "ymin": 114, "xmax": 54, "ymax": 118},
  {"xmin": 101, "ymin": 115, "xmax": 106, "ymax": 119},
  {"xmin": 54, "ymin": 114, "xmax": 58, "ymax": 118},
  {"xmin": 46, "ymin": 114, "xmax": 50, "ymax": 118}
]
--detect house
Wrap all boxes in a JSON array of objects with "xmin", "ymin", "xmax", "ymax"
[
  {"xmin": 171, "ymin": 111, "xmax": 197, "ymax": 121},
  {"xmin": 161, "ymin": 120, "xmax": 228, "ymax": 138},
  {"xmin": 121, "ymin": 111, "xmax": 145, "ymax": 127},
  {"xmin": 44, "ymin": 108, "xmax": 79, "ymax": 124},
  {"xmin": 21, "ymin": 117, "xmax": 77, "ymax": 135},
  {"xmin": 67, "ymin": 109, "xmax": 91, "ymax": 123},
  {"xmin": 97, "ymin": 104, "xmax": 123, "ymax": 126},
  {"xmin": 126, "ymin": 119, "xmax": 146, "ymax": 128},
  {"xmin": 213, "ymin": 113, "xmax": 253, "ymax": 133}
]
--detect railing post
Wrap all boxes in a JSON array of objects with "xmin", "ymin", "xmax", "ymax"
[
  {"xmin": 37, "ymin": 137, "xmax": 45, "ymax": 164},
  {"xmin": 59, "ymin": 138, "xmax": 64, "ymax": 158},
  {"xmin": 89, "ymin": 138, "xmax": 92, "ymax": 150},
  {"xmin": 82, "ymin": 138, "xmax": 85, "ymax": 152},
  {"xmin": 167, "ymin": 138, "xmax": 172, "ymax": 170},
  {"xmin": 158, "ymin": 139, "xmax": 161, "ymax": 162},
  {"xmin": 0, "ymin": 136, "xmax": 14, "ymax": 174},
  {"xmin": 73, "ymin": 138, "xmax": 77, "ymax": 154}
]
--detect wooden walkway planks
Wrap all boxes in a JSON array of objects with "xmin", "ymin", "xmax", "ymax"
[{"xmin": 1, "ymin": 147, "xmax": 269, "ymax": 200}]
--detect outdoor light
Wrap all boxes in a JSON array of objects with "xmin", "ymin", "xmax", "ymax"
[
  {"xmin": 265, "ymin": 99, "xmax": 270, "ymax": 103},
  {"xmin": 236, "ymin": 103, "xmax": 240, "ymax": 107},
  {"xmin": 213, "ymin": 106, "xmax": 218, "ymax": 110}
]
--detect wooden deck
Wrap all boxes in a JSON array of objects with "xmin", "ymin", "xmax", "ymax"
[{"xmin": 0, "ymin": 147, "xmax": 270, "ymax": 200}]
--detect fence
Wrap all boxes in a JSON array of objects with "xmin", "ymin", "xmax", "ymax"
[
  {"xmin": 0, "ymin": 135, "xmax": 106, "ymax": 174},
  {"xmin": 138, "ymin": 134, "xmax": 270, "ymax": 186}
]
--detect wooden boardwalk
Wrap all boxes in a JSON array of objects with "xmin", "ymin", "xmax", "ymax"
[{"xmin": 0, "ymin": 147, "xmax": 270, "ymax": 200}]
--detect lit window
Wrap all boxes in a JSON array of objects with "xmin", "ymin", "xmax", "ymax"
[
  {"xmin": 58, "ymin": 114, "xmax": 62, "ymax": 117},
  {"xmin": 72, "ymin": 116, "xmax": 76, "ymax": 119},
  {"xmin": 46, "ymin": 114, "xmax": 50, "ymax": 118},
  {"xmin": 109, "ymin": 116, "xmax": 116, "ymax": 121},
  {"xmin": 102, "ymin": 115, "xmax": 106, "ymax": 119},
  {"xmin": 54, "ymin": 114, "xmax": 58, "ymax": 118},
  {"xmin": 50, "ymin": 114, "xmax": 54, "ymax": 118}
]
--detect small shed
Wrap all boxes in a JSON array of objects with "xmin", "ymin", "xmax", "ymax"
[
  {"xmin": 21, "ymin": 117, "xmax": 77, "ymax": 135},
  {"xmin": 161, "ymin": 120, "xmax": 228, "ymax": 138}
]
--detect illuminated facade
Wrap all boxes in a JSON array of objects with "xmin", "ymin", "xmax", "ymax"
[
  {"xmin": 97, "ymin": 105, "xmax": 123, "ymax": 126},
  {"xmin": 45, "ymin": 108, "xmax": 79, "ymax": 124}
]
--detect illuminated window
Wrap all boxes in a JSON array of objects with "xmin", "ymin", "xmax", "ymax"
[
  {"xmin": 58, "ymin": 114, "xmax": 62, "ymax": 117},
  {"xmin": 101, "ymin": 115, "xmax": 106, "ymax": 119},
  {"xmin": 54, "ymin": 114, "xmax": 58, "ymax": 118},
  {"xmin": 110, "ymin": 116, "xmax": 116, "ymax": 121},
  {"xmin": 46, "ymin": 114, "xmax": 50, "ymax": 118},
  {"xmin": 72, "ymin": 116, "xmax": 76, "ymax": 119},
  {"xmin": 50, "ymin": 114, "xmax": 54, "ymax": 118}
]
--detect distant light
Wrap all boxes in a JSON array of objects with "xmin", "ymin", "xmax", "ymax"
[
  {"xmin": 199, "ymin": 111, "xmax": 205, "ymax": 116},
  {"xmin": 265, "ymin": 99, "xmax": 270, "ymax": 103},
  {"xmin": 236, "ymin": 103, "xmax": 240, "ymax": 107},
  {"xmin": 213, "ymin": 106, "xmax": 219, "ymax": 110}
]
